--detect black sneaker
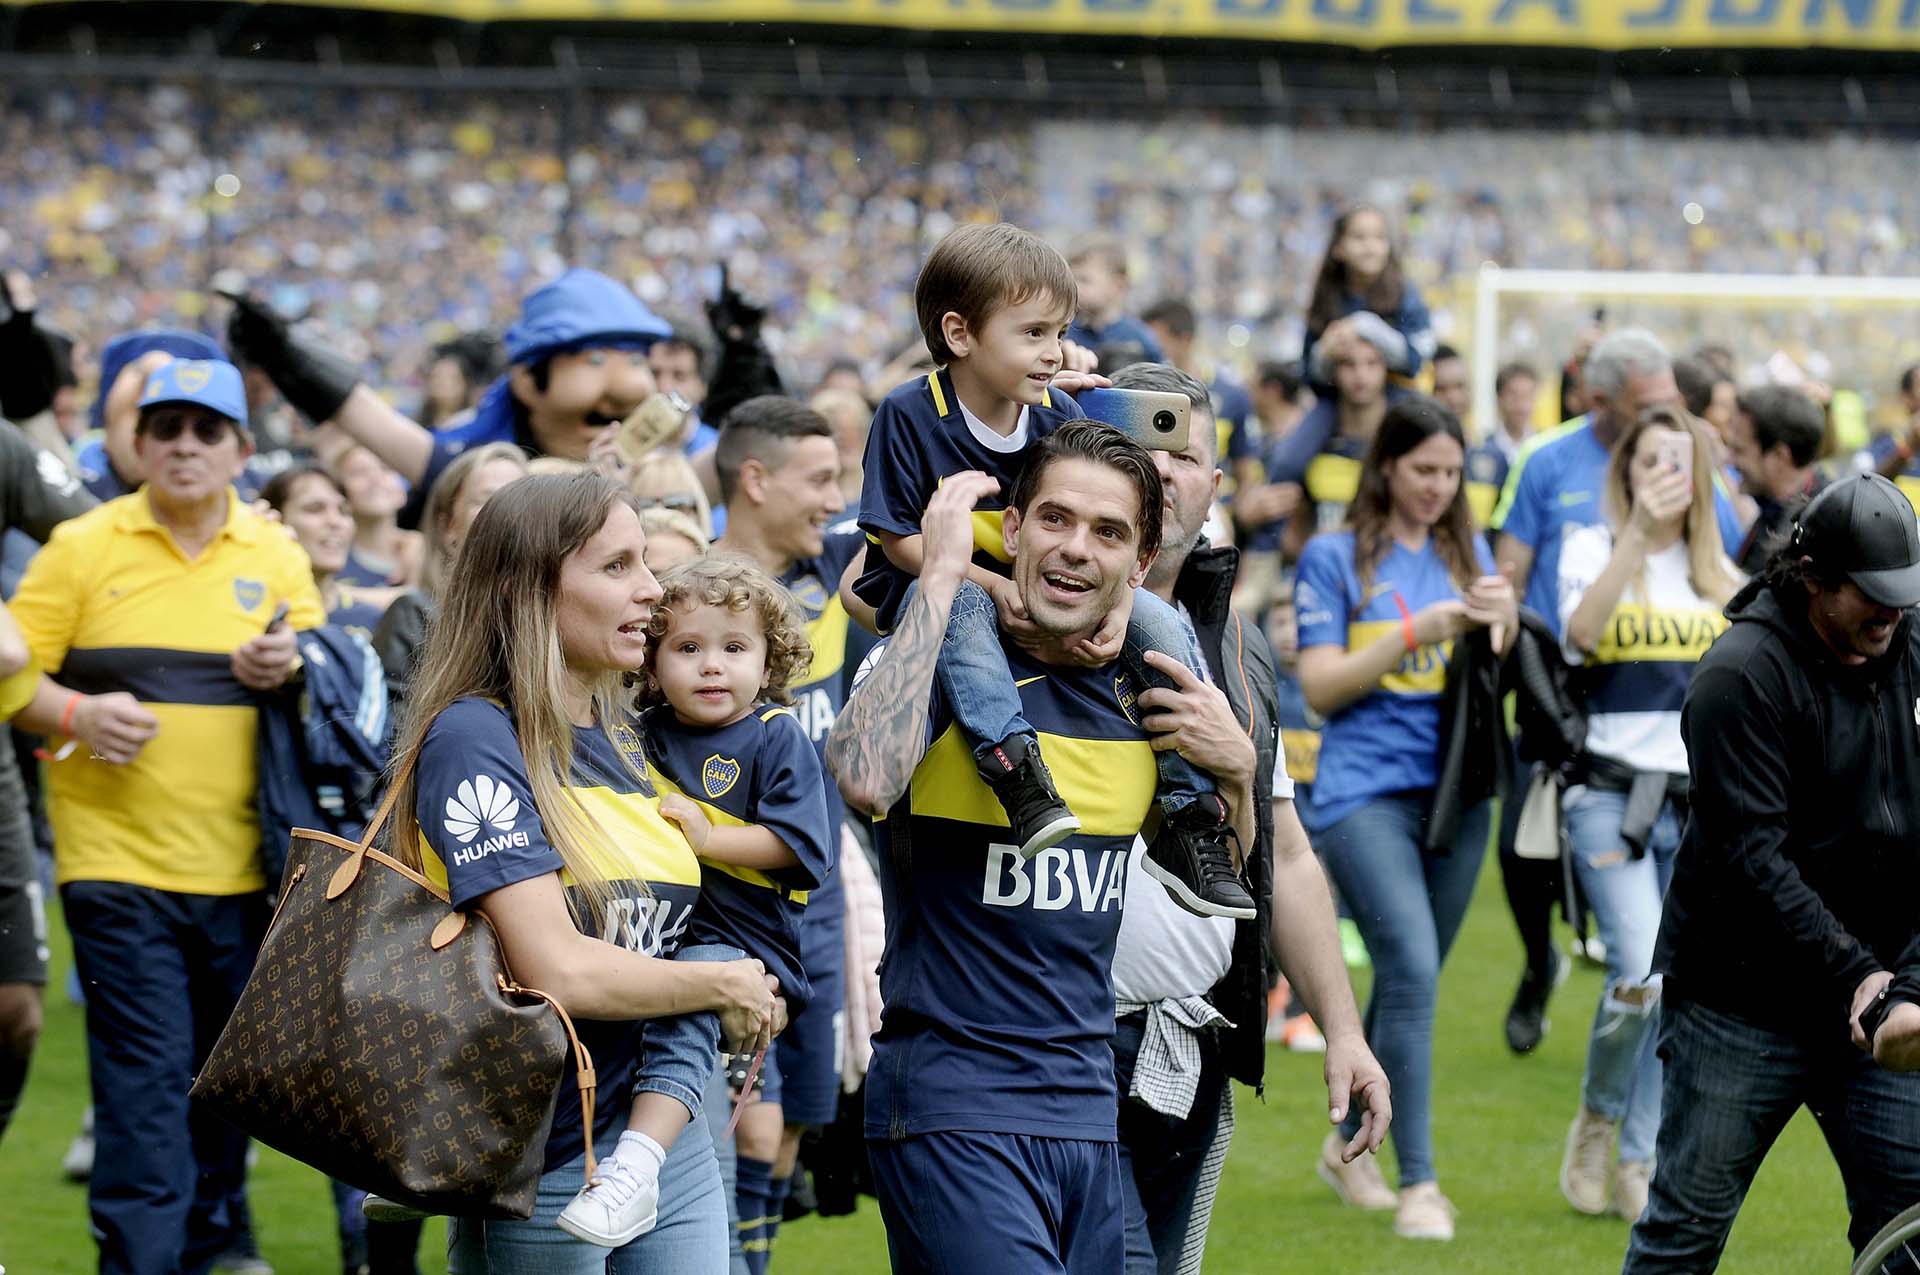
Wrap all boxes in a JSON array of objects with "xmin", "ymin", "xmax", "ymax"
[
  {"xmin": 976, "ymin": 734, "xmax": 1081, "ymax": 859},
  {"xmin": 1504, "ymin": 947, "xmax": 1567, "ymax": 1055},
  {"xmin": 1143, "ymin": 797, "xmax": 1255, "ymax": 921}
]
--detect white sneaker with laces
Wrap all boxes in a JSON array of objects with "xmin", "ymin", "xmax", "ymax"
[{"xmin": 557, "ymin": 1155, "xmax": 661, "ymax": 1248}]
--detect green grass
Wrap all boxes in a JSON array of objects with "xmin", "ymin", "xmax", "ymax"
[{"xmin": 0, "ymin": 875, "xmax": 1851, "ymax": 1274}]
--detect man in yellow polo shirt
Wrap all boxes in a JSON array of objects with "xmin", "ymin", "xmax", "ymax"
[{"xmin": 12, "ymin": 357, "xmax": 323, "ymax": 1275}]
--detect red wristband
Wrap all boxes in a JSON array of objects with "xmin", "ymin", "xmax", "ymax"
[
  {"xmin": 1393, "ymin": 592, "xmax": 1417, "ymax": 653},
  {"xmin": 59, "ymin": 692, "xmax": 82, "ymax": 736}
]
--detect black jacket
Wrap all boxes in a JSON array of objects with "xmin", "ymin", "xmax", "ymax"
[
  {"xmin": 1656, "ymin": 578, "xmax": 1920, "ymax": 1037},
  {"xmin": 1175, "ymin": 540, "xmax": 1278, "ymax": 1094},
  {"xmin": 1427, "ymin": 626, "xmax": 1510, "ymax": 853}
]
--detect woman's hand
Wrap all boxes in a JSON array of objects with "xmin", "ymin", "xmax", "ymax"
[
  {"xmin": 1409, "ymin": 599, "xmax": 1470, "ymax": 647},
  {"xmin": 713, "ymin": 958, "xmax": 782, "ymax": 1052},
  {"xmin": 1462, "ymin": 573, "xmax": 1518, "ymax": 640},
  {"xmin": 1630, "ymin": 459, "xmax": 1693, "ymax": 538},
  {"xmin": 659, "ymin": 793, "xmax": 713, "ymax": 853}
]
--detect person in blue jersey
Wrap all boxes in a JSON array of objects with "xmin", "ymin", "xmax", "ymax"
[
  {"xmin": 1295, "ymin": 396, "xmax": 1516, "ymax": 1243},
  {"xmin": 257, "ymin": 466, "xmax": 391, "ymax": 640},
  {"xmin": 1064, "ymin": 235, "xmax": 1164, "ymax": 366},
  {"xmin": 1489, "ymin": 328, "xmax": 1746, "ymax": 1057},
  {"xmin": 710, "ymin": 395, "xmax": 862, "ymax": 1270},
  {"xmin": 1300, "ymin": 206, "xmax": 1435, "ymax": 393},
  {"xmin": 1463, "ymin": 361, "xmax": 1541, "ymax": 531},
  {"xmin": 847, "ymin": 222, "xmax": 1253, "ymax": 922},
  {"xmin": 225, "ymin": 270, "xmax": 670, "ymax": 526},
  {"xmin": 378, "ymin": 471, "xmax": 781, "ymax": 1273},
  {"xmin": 828, "ymin": 422, "xmax": 1265, "ymax": 1275},
  {"xmin": 1139, "ymin": 297, "xmax": 1261, "ymax": 499},
  {"xmin": 558, "ymin": 555, "xmax": 831, "ymax": 1249},
  {"xmin": 1554, "ymin": 406, "xmax": 1743, "ymax": 1225}
]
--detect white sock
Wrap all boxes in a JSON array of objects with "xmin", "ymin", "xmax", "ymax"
[{"xmin": 612, "ymin": 1130, "xmax": 667, "ymax": 1179}]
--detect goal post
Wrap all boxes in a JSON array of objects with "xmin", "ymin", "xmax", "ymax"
[{"xmin": 1469, "ymin": 265, "xmax": 1920, "ymax": 437}]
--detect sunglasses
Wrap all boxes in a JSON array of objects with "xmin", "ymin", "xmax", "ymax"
[{"xmin": 140, "ymin": 411, "xmax": 236, "ymax": 446}]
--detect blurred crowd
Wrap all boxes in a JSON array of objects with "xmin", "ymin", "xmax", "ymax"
[{"xmin": 9, "ymin": 79, "xmax": 1920, "ymax": 419}]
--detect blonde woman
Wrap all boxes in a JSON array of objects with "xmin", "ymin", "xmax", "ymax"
[
  {"xmin": 637, "ymin": 507, "xmax": 708, "ymax": 576},
  {"xmin": 1555, "ymin": 405, "xmax": 1743, "ymax": 1224},
  {"xmin": 629, "ymin": 450, "xmax": 714, "ymax": 539},
  {"xmin": 384, "ymin": 471, "xmax": 780, "ymax": 1271}
]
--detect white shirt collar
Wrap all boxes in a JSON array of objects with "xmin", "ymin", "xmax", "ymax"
[{"xmin": 956, "ymin": 393, "xmax": 1030, "ymax": 455}]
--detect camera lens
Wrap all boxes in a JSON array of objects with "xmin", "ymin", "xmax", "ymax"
[{"xmin": 1152, "ymin": 410, "xmax": 1176, "ymax": 433}]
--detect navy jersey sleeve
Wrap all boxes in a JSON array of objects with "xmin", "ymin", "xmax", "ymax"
[
  {"xmin": 415, "ymin": 698, "xmax": 565, "ymax": 909},
  {"xmin": 858, "ymin": 394, "xmax": 934, "ymax": 541},
  {"xmin": 750, "ymin": 710, "xmax": 835, "ymax": 891}
]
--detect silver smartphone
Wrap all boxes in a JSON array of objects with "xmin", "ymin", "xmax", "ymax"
[{"xmin": 1073, "ymin": 388, "xmax": 1191, "ymax": 453}]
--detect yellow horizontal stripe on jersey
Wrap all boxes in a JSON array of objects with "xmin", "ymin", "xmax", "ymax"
[
  {"xmin": 1591, "ymin": 607, "xmax": 1730, "ymax": 664},
  {"xmin": 1466, "ymin": 481, "xmax": 1500, "ymax": 527},
  {"xmin": 804, "ymin": 595, "xmax": 849, "ymax": 682},
  {"xmin": 652, "ymin": 767, "xmax": 808, "ymax": 903},
  {"xmin": 1896, "ymin": 477, "xmax": 1920, "ymax": 511},
  {"xmin": 416, "ymin": 779, "xmax": 702, "ymax": 897},
  {"xmin": 1280, "ymin": 728, "xmax": 1321, "ymax": 784},
  {"xmin": 1305, "ymin": 452, "xmax": 1363, "ymax": 506},
  {"xmin": 910, "ymin": 722, "xmax": 1155, "ymax": 838},
  {"xmin": 972, "ymin": 509, "xmax": 1012, "ymax": 564},
  {"xmin": 1348, "ymin": 620, "xmax": 1452, "ymax": 695}
]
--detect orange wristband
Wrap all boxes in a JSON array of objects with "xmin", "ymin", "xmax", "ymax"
[
  {"xmin": 59, "ymin": 692, "xmax": 82, "ymax": 736},
  {"xmin": 1393, "ymin": 592, "xmax": 1417, "ymax": 653}
]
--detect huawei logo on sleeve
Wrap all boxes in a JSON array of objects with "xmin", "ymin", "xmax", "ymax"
[{"xmin": 444, "ymin": 775, "xmax": 520, "ymax": 845}]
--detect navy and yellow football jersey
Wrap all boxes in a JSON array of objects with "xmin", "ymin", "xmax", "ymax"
[
  {"xmin": 853, "ymin": 369, "xmax": 1081, "ymax": 632},
  {"xmin": 864, "ymin": 640, "xmax": 1156, "ymax": 1144},
  {"xmin": 642, "ymin": 703, "xmax": 834, "ymax": 1012},
  {"xmin": 414, "ymin": 697, "xmax": 699, "ymax": 1169}
]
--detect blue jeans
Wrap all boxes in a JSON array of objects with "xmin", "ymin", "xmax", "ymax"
[
  {"xmin": 634, "ymin": 943, "xmax": 740, "ymax": 1122},
  {"xmin": 1623, "ymin": 997, "xmax": 1920, "ymax": 1273},
  {"xmin": 940, "ymin": 581, "xmax": 1213, "ymax": 814},
  {"xmin": 63, "ymin": 881, "xmax": 269, "ymax": 1275},
  {"xmin": 1564, "ymin": 787, "xmax": 1681, "ymax": 1165},
  {"xmin": 1113, "ymin": 1012, "xmax": 1230, "ymax": 1275},
  {"xmin": 449, "ymin": 1106, "xmax": 730, "ymax": 1274},
  {"xmin": 1318, "ymin": 791, "xmax": 1490, "ymax": 1187}
]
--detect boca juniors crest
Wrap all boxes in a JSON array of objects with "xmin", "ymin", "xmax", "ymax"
[
  {"xmin": 702, "ymin": 754, "xmax": 742, "ymax": 799},
  {"xmin": 1114, "ymin": 673, "xmax": 1140, "ymax": 727}
]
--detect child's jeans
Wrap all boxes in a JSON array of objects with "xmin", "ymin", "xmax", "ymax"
[
  {"xmin": 936, "ymin": 580, "xmax": 1214, "ymax": 816},
  {"xmin": 632, "ymin": 943, "xmax": 742, "ymax": 1123}
]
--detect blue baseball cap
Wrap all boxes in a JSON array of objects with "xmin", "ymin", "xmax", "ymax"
[
  {"xmin": 503, "ymin": 268, "xmax": 671, "ymax": 366},
  {"xmin": 92, "ymin": 329, "xmax": 226, "ymax": 431},
  {"xmin": 138, "ymin": 358, "xmax": 249, "ymax": 426}
]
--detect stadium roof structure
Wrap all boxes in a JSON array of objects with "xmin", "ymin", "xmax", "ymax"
[{"xmin": 5, "ymin": 2, "xmax": 1920, "ymax": 130}]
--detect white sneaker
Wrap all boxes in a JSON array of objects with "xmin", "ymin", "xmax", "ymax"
[
  {"xmin": 361, "ymin": 1194, "xmax": 430, "ymax": 1223},
  {"xmin": 62, "ymin": 1107, "xmax": 94, "ymax": 1181},
  {"xmin": 1394, "ymin": 1182, "xmax": 1456, "ymax": 1241},
  {"xmin": 1613, "ymin": 1160, "xmax": 1652, "ymax": 1223},
  {"xmin": 557, "ymin": 1155, "xmax": 660, "ymax": 1247}
]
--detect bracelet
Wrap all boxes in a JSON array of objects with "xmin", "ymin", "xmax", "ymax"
[
  {"xmin": 1898, "ymin": 440, "xmax": 1915, "ymax": 464},
  {"xmin": 59, "ymin": 692, "xmax": 83, "ymax": 736},
  {"xmin": 1393, "ymin": 593, "xmax": 1418, "ymax": 653}
]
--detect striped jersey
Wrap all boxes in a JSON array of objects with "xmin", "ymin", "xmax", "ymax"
[{"xmin": 864, "ymin": 640, "xmax": 1155, "ymax": 1143}]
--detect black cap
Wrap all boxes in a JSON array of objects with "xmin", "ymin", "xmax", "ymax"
[{"xmin": 1791, "ymin": 472, "xmax": 1920, "ymax": 608}]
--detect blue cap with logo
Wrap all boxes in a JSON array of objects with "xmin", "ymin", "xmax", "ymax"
[
  {"xmin": 93, "ymin": 330, "xmax": 227, "ymax": 431},
  {"xmin": 138, "ymin": 358, "xmax": 249, "ymax": 425},
  {"xmin": 503, "ymin": 268, "xmax": 671, "ymax": 366}
]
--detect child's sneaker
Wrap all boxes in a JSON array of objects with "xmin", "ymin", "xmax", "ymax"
[
  {"xmin": 1142, "ymin": 796, "xmax": 1255, "ymax": 920},
  {"xmin": 976, "ymin": 733, "xmax": 1080, "ymax": 858},
  {"xmin": 557, "ymin": 1155, "xmax": 661, "ymax": 1247},
  {"xmin": 360, "ymin": 1195, "xmax": 428, "ymax": 1224},
  {"xmin": 1281, "ymin": 1012, "xmax": 1327, "ymax": 1054}
]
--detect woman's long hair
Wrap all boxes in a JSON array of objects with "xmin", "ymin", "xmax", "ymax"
[
  {"xmin": 388, "ymin": 472, "xmax": 650, "ymax": 917},
  {"xmin": 1604, "ymin": 405, "xmax": 1744, "ymax": 609},
  {"xmin": 1347, "ymin": 395, "xmax": 1479, "ymax": 593},
  {"xmin": 1306, "ymin": 204, "xmax": 1408, "ymax": 340},
  {"xmin": 419, "ymin": 442, "xmax": 530, "ymax": 601}
]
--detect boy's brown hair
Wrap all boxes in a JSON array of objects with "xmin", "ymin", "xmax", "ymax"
[
  {"xmin": 638, "ymin": 553, "xmax": 813, "ymax": 707},
  {"xmin": 915, "ymin": 222, "xmax": 1077, "ymax": 366}
]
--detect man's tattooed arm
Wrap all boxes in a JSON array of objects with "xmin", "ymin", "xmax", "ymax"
[
  {"xmin": 827, "ymin": 469, "xmax": 1001, "ymax": 818},
  {"xmin": 827, "ymin": 580, "xmax": 953, "ymax": 817}
]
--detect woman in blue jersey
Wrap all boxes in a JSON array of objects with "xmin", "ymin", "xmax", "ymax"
[
  {"xmin": 381, "ymin": 471, "xmax": 782, "ymax": 1274},
  {"xmin": 1294, "ymin": 395, "xmax": 1515, "ymax": 1242},
  {"xmin": 1554, "ymin": 405, "xmax": 1741, "ymax": 1226}
]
